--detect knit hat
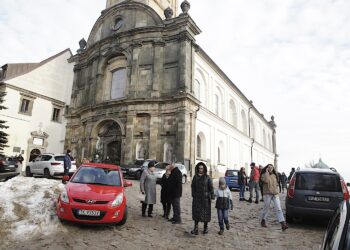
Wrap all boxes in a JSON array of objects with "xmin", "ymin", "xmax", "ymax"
[{"xmin": 219, "ymin": 177, "xmax": 226, "ymax": 186}]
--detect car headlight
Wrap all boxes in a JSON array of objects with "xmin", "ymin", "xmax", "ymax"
[
  {"xmin": 112, "ymin": 193, "xmax": 124, "ymax": 207},
  {"xmin": 60, "ymin": 190, "xmax": 69, "ymax": 204}
]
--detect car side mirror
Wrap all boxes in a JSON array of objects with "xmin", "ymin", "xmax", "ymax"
[
  {"xmin": 124, "ymin": 181, "xmax": 132, "ymax": 187},
  {"xmin": 62, "ymin": 175, "xmax": 71, "ymax": 182}
]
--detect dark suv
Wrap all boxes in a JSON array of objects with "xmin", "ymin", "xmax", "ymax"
[{"xmin": 286, "ymin": 168, "xmax": 349, "ymax": 223}]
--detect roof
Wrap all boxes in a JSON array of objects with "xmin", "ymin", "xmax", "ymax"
[
  {"xmin": 0, "ymin": 49, "xmax": 72, "ymax": 81},
  {"xmin": 296, "ymin": 167, "xmax": 338, "ymax": 175},
  {"xmin": 81, "ymin": 163, "xmax": 121, "ymax": 170}
]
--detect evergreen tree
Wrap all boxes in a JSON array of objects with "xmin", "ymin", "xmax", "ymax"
[{"xmin": 0, "ymin": 82, "xmax": 9, "ymax": 157}]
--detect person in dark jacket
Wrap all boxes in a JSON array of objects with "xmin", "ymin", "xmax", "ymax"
[
  {"xmin": 160, "ymin": 165, "xmax": 172, "ymax": 219},
  {"xmin": 238, "ymin": 167, "xmax": 248, "ymax": 201},
  {"xmin": 280, "ymin": 172, "xmax": 288, "ymax": 193},
  {"xmin": 167, "ymin": 164, "xmax": 182, "ymax": 224},
  {"xmin": 259, "ymin": 165, "xmax": 264, "ymax": 201},
  {"xmin": 191, "ymin": 162, "xmax": 214, "ymax": 235},
  {"xmin": 62, "ymin": 149, "xmax": 72, "ymax": 184},
  {"xmin": 215, "ymin": 177, "xmax": 233, "ymax": 235}
]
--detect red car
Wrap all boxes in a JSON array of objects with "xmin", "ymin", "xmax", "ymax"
[{"xmin": 57, "ymin": 163, "xmax": 132, "ymax": 225}]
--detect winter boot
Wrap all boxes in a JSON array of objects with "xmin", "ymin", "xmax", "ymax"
[
  {"xmin": 281, "ymin": 221, "xmax": 288, "ymax": 231},
  {"xmin": 261, "ymin": 219, "xmax": 267, "ymax": 228},
  {"xmin": 148, "ymin": 204, "xmax": 153, "ymax": 217},
  {"xmin": 225, "ymin": 223, "xmax": 230, "ymax": 230},
  {"xmin": 203, "ymin": 222, "xmax": 209, "ymax": 234},
  {"xmin": 190, "ymin": 221, "xmax": 199, "ymax": 235},
  {"xmin": 248, "ymin": 198, "xmax": 252, "ymax": 203},
  {"xmin": 141, "ymin": 203, "xmax": 147, "ymax": 217},
  {"xmin": 218, "ymin": 229, "xmax": 224, "ymax": 235}
]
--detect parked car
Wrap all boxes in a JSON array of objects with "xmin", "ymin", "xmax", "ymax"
[
  {"xmin": 224, "ymin": 169, "xmax": 239, "ymax": 190},
  {"xmin": 56, "ymin": 163, "xmax": 132, "ymax": 225},
  {"xmin": 120, "ymin": 160, "xmax": 145, "ymax": 178},
  {"xmin": 127, "ymin": 159, "xmax": 157, "ymax": 179},
  {"xmin": 286, "ymin": 168, "xmax": 349, "ymax": 223},
  {"xmin": 321, "ymin": 201, "xmax": 350, "ymax": 250},
  {"xmin": 154, "ymin": 162, "xmax": 188, "ymax": 184},
  {"xmin": 26, "ymin": 153, "xmax": 77, "ymax": 178}
]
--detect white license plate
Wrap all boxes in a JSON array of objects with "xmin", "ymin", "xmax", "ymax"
[
  {"xmin": 308, "ymin": 196, "xmax": 330, "ymax": 202},
  {"xmin": 78, "ymin": 210, "xmax": 100, "ymax": 216}
]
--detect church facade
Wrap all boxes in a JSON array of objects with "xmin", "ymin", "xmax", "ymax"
[{"xmin": 64, "ymin": 0, "xmax": 277, "ymax": 176}]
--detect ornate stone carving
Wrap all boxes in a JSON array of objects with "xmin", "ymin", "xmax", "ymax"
[
  {"xmin": 77, "ymin": 38, "xmax": 87, "ymax": 54},
  {"xmin": 164, "ymin": 7, "xmax": 174, "ymax": 19},
  {"xmin": 180, "ymin": 0, "xmax": 190, "ymax": 14}
]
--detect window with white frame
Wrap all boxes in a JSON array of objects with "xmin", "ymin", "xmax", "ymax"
[
  {"xmin": 19, "ymin": 96, "xmax": 34, "ymax": 115},
  {"xmin": 52, "ymin": 107, "xmax": 61, "ymax": 122},
  {"xmin": 229, "ymin": 100, "xmax": 237, "ymax": 127},
  {"xmin": 197, "ymin": 135, "xmax": 201, "ymax": 158},
  {"xmin": 214, "ymin": 94, "xmax": 219, "ymax": 115},
  {"xmin": 194, "ymin": 80, "xmax": 200, "ymax": 100},
  {"xmin": 241, "ymin": 110, "xmax": 248, "ymax": 134}
]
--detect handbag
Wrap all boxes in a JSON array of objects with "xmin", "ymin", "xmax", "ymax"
[{"xmin": 137, "ymin": 193, "xmax": 145, "ymax": 202}]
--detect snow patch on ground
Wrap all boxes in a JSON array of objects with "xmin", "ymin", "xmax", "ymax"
[{"xmin": 0, "ymin": 176, "xmax": 65, "ymax": 240}]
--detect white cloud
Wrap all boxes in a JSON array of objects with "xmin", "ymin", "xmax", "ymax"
[{"xmin": 1, "ymin": 0, "xmax": 349, "ymax": 180}]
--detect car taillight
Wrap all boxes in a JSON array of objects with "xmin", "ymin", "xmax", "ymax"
[
  {"xmin": 340, "ymin": 178, "xmax": 349, "ymax": 201},
  {"xmin": 287, "ymin": 176, "xmax": 296, "ymax": 198},
  {"xmin": 51, "ymin": 162, "xmax": 61, "ymax": 166}
]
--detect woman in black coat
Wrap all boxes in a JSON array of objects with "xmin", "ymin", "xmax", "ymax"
[
  {"xmin": 191, "ymin": 162, "xmax": 214, "ymax": 235},
  {"xmin": 160, "ymin": 166, "xmax": 171, "ymax": 219}
]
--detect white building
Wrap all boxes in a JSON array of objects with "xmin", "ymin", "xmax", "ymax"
[
  {"xmin": 194, "ymin": 49, "xmax": 276, "ymax": 175},
  {"xmin": 0, "ymin": 49, "xmax": 74, "ymax": 170}
]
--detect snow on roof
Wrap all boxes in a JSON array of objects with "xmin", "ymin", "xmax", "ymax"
[{"xmin": 0, "ymin": 176, "xmax": 65, "ymax": 240}]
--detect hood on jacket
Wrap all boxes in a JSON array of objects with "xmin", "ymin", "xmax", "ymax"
[{"xmin": 195, "ymin": 162, "xmax": 208, "ymax": 175}]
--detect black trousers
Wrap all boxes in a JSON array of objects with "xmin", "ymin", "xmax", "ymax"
[
  {"xmin": 142, "ymin": 203, "xmax": 153, "ymax": 215},
  {"xmin": 162, "ymin": 201, "xmax": 171, "ymax": 217},
  {"xmin": 64, "ymin": 167, "xmax": 69, "ymax": 176},
  {"xmin": 171, "ymin": 197, "xmax": 181, "ymax": 222}
]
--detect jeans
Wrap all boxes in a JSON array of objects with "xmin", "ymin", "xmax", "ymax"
[
  {"xmin": 171, "ymin": 197, "xmax": 181, "ymax": 222},
  {"xmin": 249, "ymin": 181, "xmax": 260, "ymax": 201},
  {"xmin": 217, "ymin": 208, "xmax": 229, "ymax": 230},
  {"xmin": 239, "ymin": 185, "xmax": 245, "ymax": 199},
  {"xmin": 261, "ymin": 194, "xmax": 285, "ymax": 222}
]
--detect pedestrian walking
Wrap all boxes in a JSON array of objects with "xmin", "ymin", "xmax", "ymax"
[
  {"xmin": 248, "ymin": 162, "xmax": 260, "ymax": 204},
  {"xmin": 260, "ymin": 164, "xmax": 288, "ymax": 231},
  {"xmin": 160, "ymin": 165, "xmax": 172, "ymax": 219},
  {"xmin": 288, "ymin": 167, "xmax": 295, "ymax": 182},
  {"xmin": 278, "ymin": 172, "xmax": 282, "ymax": 193},
  {"xmin": 280, "ymin": 172, "xmax": 288, "ymax": 193},
  {"xmin": 259, "ymin": 165, "xmax": 264, "ymax": 201},
  {"xmin": 215, "ymin": 177, "xmax": 233, "ymax": 235},
  {"xmin": 167, "ymin": 163, "xmax": 183, "ymax": 224},
  {"xmin": 238, "ymin": 167, "xmax": 247, "ymax": 201},
  {"xmin": 191, "ymin": 162, "xmax": 214, "ymax": 235},
  {"xmin": 62, "ymin": 149, "xmax": 72, "ymax": 184},
  {"xmin": 140, "ymin": 161, "xmax": 157, "ymax": 217}
]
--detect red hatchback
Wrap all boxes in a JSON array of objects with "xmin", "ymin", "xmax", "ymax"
[{"xmin": 57, "ymin": 163, "xmax": 132, "ymax": 225}]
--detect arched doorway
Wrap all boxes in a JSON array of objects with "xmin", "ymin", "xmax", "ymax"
[
  {"xmin": 29, "ymin": 149, "xmax": 41, "ymax": 162},
  {"xmin": 96, "ymin": 120, "xmax": 122, "ymax": 164}
]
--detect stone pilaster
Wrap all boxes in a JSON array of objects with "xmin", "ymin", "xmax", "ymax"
[
  {"xmin": 149, "ymin": 114, "xmax": 160, "ymax": 160},
  {"xmin": 124, "ymin": 112, "xmax": 136, "ymax": 163},
  {"xmin": 178, "ymin": 34, "xmax": 193, "ymax": 92},
  {"xmin": 129, "ymin": 42, "xmax": 142, "ymax": 97},
  {"xmin": 152, "ymin": 40, "xmax": 165, "ymax": 98}
]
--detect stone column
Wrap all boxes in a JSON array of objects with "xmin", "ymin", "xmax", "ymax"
[
  {"xmin": 129, "ymin": 42, "xmax": 142, "ymax": 97},
  {"xmin": 149, "ymin": 114, "xmax": 160, "ymax": 160},
  {"xmin": 178, "ymin": 34, "xmax": 193, "ymax": 92},
  {"xmin": 175, "ymin": 109, "xmax": 192, "ymax": 165},
  {"xmin": 152, "ymin": 40, "xmax": 165, "ymax": 98},
  {"xmin": 124, "ymin": 112, "xmax": 136, "ymax": 164}
]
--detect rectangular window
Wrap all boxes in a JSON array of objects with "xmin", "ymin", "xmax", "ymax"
[
  {"xmin": 111, "ymin": 68, "xmax": 127, "ymax": 99},
  {"xmin": 52, "ymin": 108, "xmax": 61, "ymax": 122},
  {"xmin": 20, "ymin": 99, "xmax": 31, "ymax": 113}
]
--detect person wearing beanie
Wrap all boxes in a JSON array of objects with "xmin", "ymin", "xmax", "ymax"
[
  {"xmin": 214, "ymin": 177, "xmax": 233, "ymax": 235},
  {"xmin": 62, "ymin": 149, "xmax": 72, "ymax": 184}
]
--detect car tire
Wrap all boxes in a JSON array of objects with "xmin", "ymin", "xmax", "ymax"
[
  {"xmin": 286, "ymin": 212, "xmax": 293, "ymax": 223},
  {"xmin": 117, "ymin": 206, "xmax": 128, "ymax": 226},
  {"xmin": 136, "ymin": 171, "xmax": 141, "ymax": 180},
  {"xmin": 182, "ymin": 175, "xmax": 187, "ymax": 184},
  {"xmin": 26, "ymin": 167, "xmax": 33, "ymax": 177},
  {"xmin": 44, "ymin": 168, "xmax": 51, "ymax": 179}
]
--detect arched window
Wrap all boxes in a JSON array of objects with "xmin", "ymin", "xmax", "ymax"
[
  {"xmin": 194, "ymin": 80, "xmax": 200, "ymax": 100},
  {"xmin": 268, "ymin": 133, "xmax": 272, "ymax": 151},
  {"xmin": 214, "ymin": 94, "xmax": 219, "ymax": 115},
  {"xmin": 241, "ymin": 110, "xmax": 248, "ymax": 134},
  {"xmin": 218, "ymin": 141, "xmax": 224, "ymax": 165},
  {"xmin": 196, "ymin": 132, "xmax": 206, "ymax": 159},
  {"xmin": 229, "ymin": 100, "xmax": 237, "ymax": 127},
  {"xmin": 263, "ymin": 129, "xmax": 267, "ymax": 147},
  {"xmin": 250, "ymin": 118, "xmax": 256, "ymax": 139},
  {"xmin": 197, "ymin": 135, "xmax": 201, "ymax": 158},
  {"xmin": 111, "ymin": 68, "xmax": 127, "ymax": 99}
]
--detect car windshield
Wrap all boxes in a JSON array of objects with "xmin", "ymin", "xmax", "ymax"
[
  {"xmin": 71, "ymin": 166, "xmax": 121, "ymax": 186},
  {"xmin": 295, "ymin": 173, "xmax": 341, "ymax": 192},
  {"xmin": 226, "ymin": 170, "xmax": 238, "ymax": 177}
]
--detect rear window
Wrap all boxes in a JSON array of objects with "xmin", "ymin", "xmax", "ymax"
[
  {"xmin": 55, "ymin": 156, "xmax": 65, "ymax": 161},
  {"xmin": 295, "ymin": 173, "xmax": 341, "ymax": 192},
  {"xmin": 226, "ymin": 170, "xmax": 238, "ymax": 177}
]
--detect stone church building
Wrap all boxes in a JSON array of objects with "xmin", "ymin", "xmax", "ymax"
[{"xmin": 65, "ymin": 0, "xmax": 277, "ymax": 176}]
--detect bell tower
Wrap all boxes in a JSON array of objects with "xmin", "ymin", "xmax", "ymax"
[{"xmin": 106, "ymin": 0, "xmax": 178, "ymax": 18}]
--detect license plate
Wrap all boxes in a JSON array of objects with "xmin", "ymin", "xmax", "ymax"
[
  {"xmin": 78, "ymin": 210, "xmax": 100, "ymax": 216},
  {"xmin": 308, "ymin": 196, "xmax": 330, "ymax": 202}
]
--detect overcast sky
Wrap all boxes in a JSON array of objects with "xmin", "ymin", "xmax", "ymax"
[{"xmin": 1, "ymin": 0, "xmax": 350, "ymax": 180}]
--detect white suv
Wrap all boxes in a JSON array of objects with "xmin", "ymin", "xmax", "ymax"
[
  {"xmin": 154, "ymin": 162, "xmax": 188, "ymax": 184},
  {"xmin": 26, "ymin": 154, "xmax": 76, "ymax": 178}
]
